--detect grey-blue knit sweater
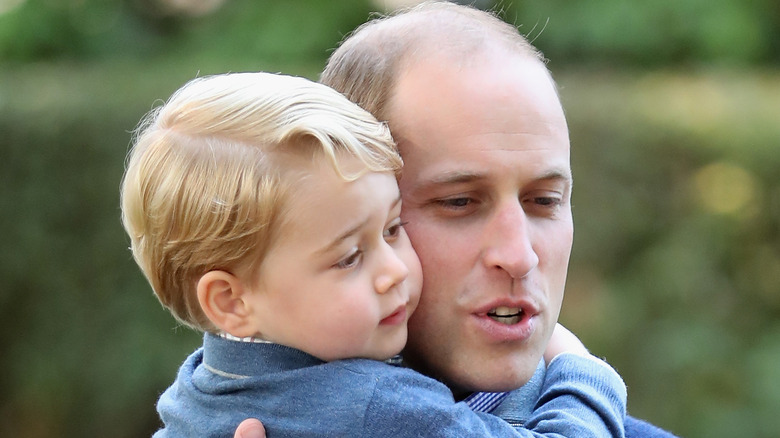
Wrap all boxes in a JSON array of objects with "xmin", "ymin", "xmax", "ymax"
[{"xmin": 153, "ymin": 333, "xmax": 626, "ymax": 438}]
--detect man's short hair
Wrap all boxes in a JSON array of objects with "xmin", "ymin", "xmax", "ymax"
[{"xmin": 321, "ymin": 1, "xmax": 545, "ymax": 122}]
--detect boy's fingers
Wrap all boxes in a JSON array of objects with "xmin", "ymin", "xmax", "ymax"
[{"xmin": 234, "ymin": 419, "xmax": 266, "ymax": 438}]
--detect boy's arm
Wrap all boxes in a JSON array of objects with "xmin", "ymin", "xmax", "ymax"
[
  {"xmin": 524, "ymin": 353, "xmax": 627, "ymax": 437},
  {"xmin": 359, "ymin": 346, "xmax": 626, "ymax": 438},
  {"xmin": 492, "ymin": 324, "xmax": 627, "ymax": 437},
  {"xmin": 231, "ymin": 362, "xmax": 625, "ymax": 438},
  {"xmin": 230, "ymin": 325, "xmax": 626, "ymax": 438}
]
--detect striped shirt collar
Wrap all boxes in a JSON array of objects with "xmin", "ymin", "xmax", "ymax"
[{"xmin": 463, "ymin": 391, "xmax": 510, "ymax": 413}]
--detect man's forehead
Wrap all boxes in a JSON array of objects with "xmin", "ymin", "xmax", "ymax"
[
  {"xmin": 398, "ymin": 148, "xmax": 572, "ymax": 191},
  {"xmin": 389, "ymin": 55, "xmax": 560, "ymax": 126},
  {"xmin": 391, "ymin": 45, "xmax": 546, "ymax": 100}
]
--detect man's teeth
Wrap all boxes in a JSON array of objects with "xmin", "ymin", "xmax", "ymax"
[
  {"xmin": 491, "ymin": 306, "xmax": 520, "ymax": 316},
  {"xmin": 487, "ymin": 306, "xmax": 523, "ymax": 325}
]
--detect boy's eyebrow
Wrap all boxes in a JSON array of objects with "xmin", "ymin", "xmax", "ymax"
[
  {"xmin": 315, "ymin": 194, "xmax": 402, "ymax": 257},
  {"xmin": 316, "ymin": 220, "xmax": 366, "ymax": 257}
]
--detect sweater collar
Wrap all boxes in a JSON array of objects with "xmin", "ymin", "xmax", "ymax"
[
  {"xmin": 202, "ymin": 332, "xmax": 325, "ymax": 378},
  {"xmin": 487, "ymin": 359, "xmax": 546, "ymax": 423}
]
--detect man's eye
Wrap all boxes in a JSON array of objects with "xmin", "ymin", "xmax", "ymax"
[
  {"xmin": 523, "ymin": 195, "xmax": 565, "ymax": 218},
  {"xmin": 437, "ymin": 197, "xmax": 472, "ymax": 208},
  {"xmin": 335, "ymin": 248, "xmax": 362, "ymax": 269},
  {"xmin": 534, "ymin": 197, "xmax": 561, "ymax": 207}
]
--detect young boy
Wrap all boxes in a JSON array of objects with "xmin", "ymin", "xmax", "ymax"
[{"xmin": 121, "ymin": 72, "xmax": 626, "ymax": 437}]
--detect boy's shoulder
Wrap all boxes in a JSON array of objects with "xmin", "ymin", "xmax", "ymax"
[
  {"xmin": 333, "ymin": 356, "xmax": 411, "ymax": 375},
  {"xmin": 185, "ymin": 334, "xmax": 440, "ymax": 394},
  {"xmin": 155, "ymin": 340, "xmax": 457, "ymax": 438}
]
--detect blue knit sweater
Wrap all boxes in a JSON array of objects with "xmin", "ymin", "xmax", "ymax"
[{"xmin": 154, "ymin": 333, "xmax": 626, "ymax": 437}]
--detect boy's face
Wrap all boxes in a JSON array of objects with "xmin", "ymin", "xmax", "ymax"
[
  {"xmin": 389, "ymin": 49, "xmax": 573, "ymax": 396},
  {"xmin": 243, "ymin": 157, "xmax": 422, "ymax": 362}
]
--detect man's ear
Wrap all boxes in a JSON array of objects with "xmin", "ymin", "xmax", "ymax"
[{"xmin": 197, "ymin": 270, "xmax": 257, "ymax": 338}]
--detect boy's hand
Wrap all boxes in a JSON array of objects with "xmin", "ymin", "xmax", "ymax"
[
  {"xmin": 544, "ymin": 323, "xmax": 590, "ymax": 365},
  {"xmin": 234, "ymin": 419, "xmax": 266, "ymax": 438}
]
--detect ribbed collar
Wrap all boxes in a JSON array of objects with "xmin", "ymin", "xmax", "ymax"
[
  {"xmin": 202, "ymin": 332, "xmax": 325, "ymax": 378},
  {"xmin": 487, "ymin": 359, "xmax": 547, "ymax": 423}
]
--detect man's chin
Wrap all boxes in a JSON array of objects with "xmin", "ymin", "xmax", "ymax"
[
  {"xmin": 403, "ymin": 344, "xmax": 542, "ymax": 396},
  {"xmin": 446, "ymin": 364, "xmax": 539, "ymax": 399}
]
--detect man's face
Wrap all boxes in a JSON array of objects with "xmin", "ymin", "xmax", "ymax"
[{"xmin": 389, "ymin": 49, "xmax": 573, "ymax": 396}]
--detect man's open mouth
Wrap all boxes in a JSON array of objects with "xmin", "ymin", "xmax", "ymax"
[{"xmin": 486, "ymin": 306, "xmax": 523, "ymax": 325}]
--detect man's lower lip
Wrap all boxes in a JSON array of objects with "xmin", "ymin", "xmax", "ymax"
[
  {"xmin": 473, "ymin": 314, "xmax": 536, "ymax": 342},
  {"xmin": 380, "ymin": 308, "xmax": 407, "ymax": 325}
]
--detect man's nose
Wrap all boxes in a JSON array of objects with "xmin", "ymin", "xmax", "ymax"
[
  {"xmin": 374, "ymin": 243, "xmax": 410, "ymax": 294},
  {"xmin": 482, "ymin": 200, "xmax": 539, "ymax": 279}
]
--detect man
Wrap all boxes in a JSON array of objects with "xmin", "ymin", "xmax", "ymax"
[{"xmin": 236, "ymin": 2, "xmax": 676, "ymax": 436}]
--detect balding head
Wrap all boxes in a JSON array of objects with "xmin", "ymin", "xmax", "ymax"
[{"xmin": 320, "ymin": 1, "xmax": 546, "ymax": 123}]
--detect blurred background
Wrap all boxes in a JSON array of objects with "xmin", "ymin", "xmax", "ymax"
[{"xmin": 1, "ymin": 0, "xmax": 778, "ymax": 437}]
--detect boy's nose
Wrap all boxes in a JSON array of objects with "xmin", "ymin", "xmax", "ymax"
[{"xmin": 374, "ymin": 243, "xmax": 410, "ymax": 294}]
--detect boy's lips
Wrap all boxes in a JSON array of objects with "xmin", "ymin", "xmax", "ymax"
[{"xmin": 380, "ymin": 304, "xmax": 408, "ymax": 325}]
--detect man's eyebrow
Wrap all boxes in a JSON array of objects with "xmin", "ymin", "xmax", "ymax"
[
  {"xmin": 418, "ymin": 169, "xmax": 573, "ymax": 187},
  {"xmin": 314, "ymin": 194, "xmax": 402, "ymax": 257},
  {"xmin": 422, "ymin": 171, "xmax": 485, "ymax": 186},
  {"xmin": 537, "ymin": 169, "xmax": 573, "ymax": 185}
]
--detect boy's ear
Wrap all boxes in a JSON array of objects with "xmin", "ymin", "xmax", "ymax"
[{"xmin": 197, "ymin": 270, "xmax": 257, "ymax": 338}]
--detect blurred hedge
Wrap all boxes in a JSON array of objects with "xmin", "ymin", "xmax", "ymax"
[
  {"xmin": 557, "ymin": 68, "xmax": 780, "ymax": 437},
  {"xmin": 1, "ymin": 1, "xmax": 779, "ymax": 437}
]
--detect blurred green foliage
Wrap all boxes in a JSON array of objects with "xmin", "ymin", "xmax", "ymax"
[
  {"xmin": 505, "ymin": 0, "xmax": 780, "ymax": 67},
  {"xmin": 1, "ymin": 1, "xmax": 778, "ymax": 437},
  {"xmin": 557, "ymin": 69, "xmax": 780, "ymax": 437}
]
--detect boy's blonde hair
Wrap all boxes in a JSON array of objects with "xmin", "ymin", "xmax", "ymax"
[{"xmin": 121, "ymin": 72, "xmax": 401, "ymax": 332}]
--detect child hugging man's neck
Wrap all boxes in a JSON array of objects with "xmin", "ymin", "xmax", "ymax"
[{"xmin": 122, "ymin": 71, "xmax": 626, "ymax": 438}]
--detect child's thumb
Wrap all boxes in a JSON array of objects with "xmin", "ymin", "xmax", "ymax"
[{"xmin": 234, "ymin": 419, "xmax": 266, "ymax": 438}]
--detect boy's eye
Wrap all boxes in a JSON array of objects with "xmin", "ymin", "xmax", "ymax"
[
  {"xmin": 383, "ymin": 220, "xmax": 407, "ymax": 241},
  {"xmin": 334, "ymin": 248, "xmax": 362, "ymax": 269}
]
